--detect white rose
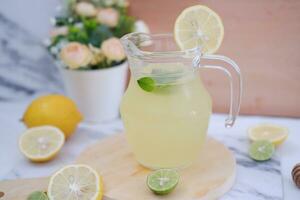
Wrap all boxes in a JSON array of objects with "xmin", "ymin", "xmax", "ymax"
[
  {"xmin": 60, "ymin": 42, "xmax": 93, "ymax": 69},
  {"xmin": 134, "ymin": 20, "xmax": 150, "ymax": 33},
  {"xmin": 101, "ymin": 38, "xmax": 125, "ymax": 61},
  {"xmin": 75, "ymin": 2, "xmax": 97, "ymax": 17},
  {"xmin": 50, "ymin": 26, "xmax": 69, "ymax": 37},
  {"xmin": 96, "ymin": 8, "xmax": 119, "ymax": 27}
]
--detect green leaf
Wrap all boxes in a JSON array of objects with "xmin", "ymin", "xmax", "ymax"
[
  {"xmin": 113, "ymin": 14, "xmax": 135, "ymax": 38},
  {"xmin": 89, "ymin": 25, "xmax": 113, "ymax": 47},
  {"xmin": 54, "ymin": 16, "xmax": 69, "ymax": 26},
  {"xmin": 82, "ymin": 18, "xmax": 98, "ymax": 32},
  {"xmin": 27, "ymin": 191, "xmax": 48, "ymax": 200},
  {"xmin": 67, "ymin": 26, "xmax": 89, "ymax": 44},
  {"xmin": 54, "ymin": 16, "xmax": 79, "ymax": 26},
  {"xmin": 137, "ymin": 77, "xmax": 156, "ymax": 92}
]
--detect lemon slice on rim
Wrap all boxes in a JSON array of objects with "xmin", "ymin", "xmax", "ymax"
[
  {"xmin": 248, "ymin": 124, "xmax": 289, "ymax": 146},
  {"xmin": 48, "ymin": 164, "xmax": 103, "ymax": 200},
  {"xmin": 174, "ymin": 5, "xmax": 224, "ymax": 54},
  {"xmin": 19, "ymin": 126, "xmax": 65, "ymax": 162}
]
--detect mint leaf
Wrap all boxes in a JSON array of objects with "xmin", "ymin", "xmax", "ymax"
[
  {"xmin": 137, "ymin": 77, "xmax": 156, "ymax": 92},
  {"xmin": 27, "ymin": 191, "xmax": 48, "ymax": 200}
]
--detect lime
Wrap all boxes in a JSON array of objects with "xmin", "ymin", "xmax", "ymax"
[
  {"xmin": 27, "ymin": 191, "xmax": 48, "ymax": 200},
  {"xmin": 147, "ymin": 169, "xmax": 179, "ymax": 195},
  {"xmin": 249, "ymin": 140, "xmax": 275, "ymax": 161}
]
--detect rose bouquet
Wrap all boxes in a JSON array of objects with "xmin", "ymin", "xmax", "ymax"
[{"xmin": 47, "ymin": 0, "xmax": 149, "ymax": 70}]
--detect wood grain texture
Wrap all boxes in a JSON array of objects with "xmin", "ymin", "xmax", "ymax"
[
  {"xmin": 128, "ymin": 0, "xmax": 300, "ymax": 117},
  {"xmin": 0, "ymin": 177, "xmax": 113, "ymax": 200},
  {"xmin": 0, "ymin": 178, "xmax": 48, "ymax": 200},
  {"xmin": 76, "ymin": 134, "xmax": 236, "ymax": 200},
  {"xmin": 0, "ymin": 134, "xmax": 236, "ymax": 200}
]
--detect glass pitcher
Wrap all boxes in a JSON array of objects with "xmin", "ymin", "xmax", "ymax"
[{"xmin": 120, "ymin": 33, "xmax": 242, "ymax": 169}]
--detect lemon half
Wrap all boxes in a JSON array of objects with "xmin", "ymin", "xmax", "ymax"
[
  {"xmin": 19, "ymin": 126, "xmax": 65, "ymax": 162},
  {"xmin": 174, "ymin": 5, "xmax": 224, "ymax": 54},
  {"xmin": 248, "ymin": 124, "xmax": 289, "ymax": 146},
  {"xmin": 48, "ymin": 164, "xmax": 103, "ymax": 200}
]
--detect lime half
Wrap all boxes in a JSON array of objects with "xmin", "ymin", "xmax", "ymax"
[
  {"xmin": 147, "ymin": 169, "xmax": 179, "ymax": 195},
  {"xmin": 249, "ymin": 140, "xmax": 275, "ymax": 161},
  {"xmin": 27, "ymin": 191, "xmax": 48, "ymax": 200}
]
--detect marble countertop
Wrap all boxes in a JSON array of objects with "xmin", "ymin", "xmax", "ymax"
[{"xmin": 0, "ymin": 100, "xmax": 299, "ymax": 199}]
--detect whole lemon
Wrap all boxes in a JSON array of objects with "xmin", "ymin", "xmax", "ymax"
[{"xmin": 23, "ymin": 94, "xmax": 83, "ymax": 138}]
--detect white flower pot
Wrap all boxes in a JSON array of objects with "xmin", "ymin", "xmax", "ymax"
[{"xmin": 60, "ymin": 62, "xmax": 128, "ymax": 123}]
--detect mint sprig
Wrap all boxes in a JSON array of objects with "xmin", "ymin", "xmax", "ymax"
[
  {"xmin": 137, "ymin": 77, "xmax": 156, "ymax": 92},
  {"xmin": 137, "ymin": 77, "xmax": 175, "ymax": 93}
]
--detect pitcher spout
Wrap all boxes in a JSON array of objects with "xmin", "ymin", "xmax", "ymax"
[{"xmin": 121, "ymin": 32, "xmax": 150, "ymax": 58}]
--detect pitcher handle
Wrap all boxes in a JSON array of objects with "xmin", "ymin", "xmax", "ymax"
[{"xmin": 199, "ymin": 54, "xmax": 242, "ymax": 128}]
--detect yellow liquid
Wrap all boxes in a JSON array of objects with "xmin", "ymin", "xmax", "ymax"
[{"xmin": 120, "ymin": 64, "xmax": 212, "ymax": 169}]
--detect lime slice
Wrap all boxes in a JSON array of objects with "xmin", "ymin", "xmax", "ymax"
[
  {"xmin": 27, "ymin": 191, "xmax": 48, "ymax": 200},
  {"xmin": 174, "ymin": 5, "xmax": 224, "ymax": 54},
  {"xmin": 248, "ymin": 124, "xmax": 288, "ymax": 146},
  {"xmin": 147, "ymin": 169, "xmax": 179, "ymax": 195},
  {"xmin": 249, "ymin": 140, "xmax": 275, "ymax": 161}
]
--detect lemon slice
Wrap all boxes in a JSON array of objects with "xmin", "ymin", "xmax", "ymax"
[
  {"xmin": 48, "ymin": 164, "xmax": 103, "ymax": 200},
  {"xmin": 174, "ymin": 5, "xmax": 224, "ymax": 54},
  {"xmin": 19, "ymin": 126, "xmax": 65, "ymax": 162},
  {"xmin": 248, "ymin": 124, "xmax": 289, "ymax": 146}
]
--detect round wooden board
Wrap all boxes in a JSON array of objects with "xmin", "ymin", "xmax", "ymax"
[{"xmin": 76, "ymin": 133, "xmax": 236, "ymax": 200}]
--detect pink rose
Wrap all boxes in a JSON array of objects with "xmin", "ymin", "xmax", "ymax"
[
  {"xmin": 50, "ymin": 26, "xmax": 68, "ymax": 37},
  {"xmin": 75, "ymin": 2, "xmax": 97, "ymax": 17},
  {"xmin": 96, "ymin": 8, "xmax": 119, "ymax": 27},
  {"xmin": 60, "ymin": 42, "xmax": 93, "ymax": 69},
  {"xmin": 101, "ymin": 38, "xmax": 125, "ymax": 61}
]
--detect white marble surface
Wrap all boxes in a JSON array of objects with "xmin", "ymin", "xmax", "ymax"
[{"xmin": 0, "ymin": 99, "xmax": 299, "ymax": 199}]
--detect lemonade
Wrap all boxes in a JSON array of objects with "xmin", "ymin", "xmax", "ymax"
[
  {"xmin": 120, "ymin": 5, "xmax": 242, "ymax": 169},
  {"xmin": 120, "ymin": 64, "xmax": 212, "ymax": 169}
]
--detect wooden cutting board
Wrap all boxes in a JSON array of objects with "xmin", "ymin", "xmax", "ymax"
[{"xmin": 0, "ymin": 133, "xmax": 236, "ymax": 200}]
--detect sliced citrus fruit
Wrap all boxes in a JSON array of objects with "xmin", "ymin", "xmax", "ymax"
[
  {"xmin": 248, "ymin": 124, "xmax": 288, "ymax": 146},
  {"xmin": 147, "ymin": 169, "xmax": 179, "ymax": 195},
  {"xmin": 174, "ymin": 5, "xmax": 224, "ymax": 54},
  {"xmin": 48, "ymin": 164, "xmax": 103, "ymax": 200},
  {"xmin": 19, "ymin": 126, "xmax": 65, "ymax": 162},
  {"xmin": 27, "ymin": 191, "xmax": 49, "ymax": 200},
  {"xmin": 249, "ymin": 140, "xmax": 275, "ymax": 161}
]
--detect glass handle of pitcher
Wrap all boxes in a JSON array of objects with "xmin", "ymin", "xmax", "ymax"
[{"xmin": 200, "ymin": 54, "xmax": 242, "ymax": 128}]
